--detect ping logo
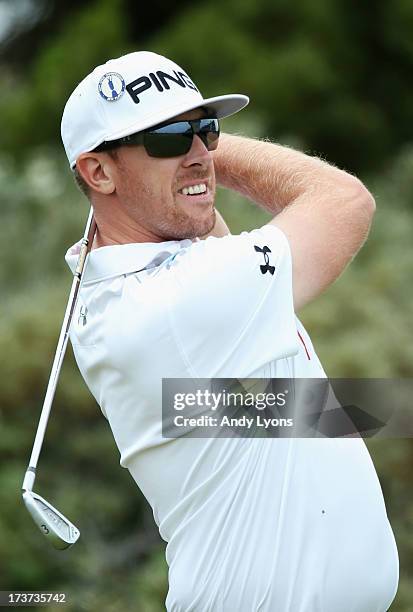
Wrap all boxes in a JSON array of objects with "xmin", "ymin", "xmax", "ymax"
[
  {"xmin": 98, "ymin": 72, "xmax": 126, "ymax": 102},
  {"xmin": 254, "ymin": 245, "xmax": 275, "ymax": 275},
  {"xmin": 126, "ymin": 69, "xmax": 199, "ymax": 104}
]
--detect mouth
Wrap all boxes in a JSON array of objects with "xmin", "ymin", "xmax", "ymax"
[{"xmin": 177, "ymin": 181, "xmax": 211, "ymax": 203}]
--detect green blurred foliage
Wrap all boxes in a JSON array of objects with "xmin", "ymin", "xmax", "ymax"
[
  {"xmin": 0, "ymin": 0, "xmax": 412, "ymax": 610},
  {"xmin": 0, "ymin": 0, "xmax": 127, "ymax": 162},
  {"xmin": 3, "ymin": 0, "xmax": 413, "ymax": 175}
]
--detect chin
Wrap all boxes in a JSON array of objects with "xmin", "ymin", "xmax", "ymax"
[
  {"xmin": 194, "ymin": 210, "xmax": 216, "ymax": 238},
  {"xmin": 159, "ymin": 204, "xmax": 215, "ymax": 241},
  {"xmin": 166, "ymin": 216, "xmax": 215, "ymax": 242}
]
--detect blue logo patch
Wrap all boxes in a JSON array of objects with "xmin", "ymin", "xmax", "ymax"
[{"xmin": 98, "ymin": 72, "xmax": 126, "ymax": 102}]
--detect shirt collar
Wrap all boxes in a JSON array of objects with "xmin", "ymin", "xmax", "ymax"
[{"xmin": 65, "ymin": 238, "xmax": 196, "ymax": 285}]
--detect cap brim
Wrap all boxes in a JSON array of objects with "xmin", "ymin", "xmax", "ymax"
[{"xmin": 194, "ymin": 93, "xmax": 249, "ymax": 119}]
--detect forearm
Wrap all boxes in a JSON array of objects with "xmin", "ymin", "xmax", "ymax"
[{"xmin": 212, "ymin": 133, "xmax": 366, "ymax": 215}]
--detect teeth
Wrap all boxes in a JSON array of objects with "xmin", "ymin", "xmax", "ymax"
[{"xmin": 181, "ymin": 183, "xmax": 207, "ymax": 196}]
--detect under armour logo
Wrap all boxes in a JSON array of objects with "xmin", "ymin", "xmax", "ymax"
[{"xmin": 254, "ymin": 245, "xmax": 275, "ymax": 275}]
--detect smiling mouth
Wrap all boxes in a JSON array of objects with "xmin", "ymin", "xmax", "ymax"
[{"xmin": 178, "ymin": 182, "xmax": 208, "ymax": 196}]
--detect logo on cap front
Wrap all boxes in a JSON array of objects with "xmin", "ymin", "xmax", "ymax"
[{"xmin": 98, "ymin": 72, "xmax": 126, "ymax": 101}]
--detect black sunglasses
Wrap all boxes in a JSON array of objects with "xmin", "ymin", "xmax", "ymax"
[{"xmin": 94, "ymin": 117, "xmax": 220, "ymax": 158}]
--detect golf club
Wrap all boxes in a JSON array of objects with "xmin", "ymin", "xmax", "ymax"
[{"xmin": 22, "ymin": 207, "xmax": 97, "ymax": 550}]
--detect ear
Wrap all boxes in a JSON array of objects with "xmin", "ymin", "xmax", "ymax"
[{"xmin": 76, "ymin": 153, "xmax": 116, "ymax": 195}]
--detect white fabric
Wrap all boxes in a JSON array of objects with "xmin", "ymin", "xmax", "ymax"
[
  {"xmin": 61, "ymin": 50, "xmax": 249, "ymax": 168},
  {"xmin": 65, "ymin": 224, "xmax": 399, "ymax": 611}
]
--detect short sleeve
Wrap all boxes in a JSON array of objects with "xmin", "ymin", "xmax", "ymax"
[{"xmin": 166, "ymin": 224, "xmax": 300, "ymax": 377}]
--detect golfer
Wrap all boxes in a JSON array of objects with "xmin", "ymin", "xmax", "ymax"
[{"xmin": 62, "ymin": 51, "xmax": 399, "ymax": 611}]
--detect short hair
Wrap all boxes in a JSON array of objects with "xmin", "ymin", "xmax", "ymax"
[
  {"xmin": 73, "ymin": 149, "xmax": 119, "ymax": 199},
  {"xmin": 73, "ymin": 166, "xmax": 90, "ymax": 197}
]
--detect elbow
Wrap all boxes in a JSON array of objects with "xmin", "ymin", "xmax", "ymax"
[
  {"xmin": 327, "ymin": 165, "xmax": 376, "ymax": 219},
  {"xmin": 354, "ymin": 181, "xmax": 376, "ymax": 238},
  {"xmin": 340, "ymin": 177, "xmax": 376, "ymax": 249},
  {"xmin": 339, "ymin": 176, "xmax": 376, "ymax": 228},
  {"xmin": 347, "ymin": 176, "xmax": 376, "ymax": 214},
  {"xmin": 355, "ymin": 179, "xmax": 376, "ymax": 216}
]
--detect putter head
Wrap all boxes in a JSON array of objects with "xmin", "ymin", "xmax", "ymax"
[{"xmin": 22, "ymin": 490, "xmax": 80, "ymax": 550}]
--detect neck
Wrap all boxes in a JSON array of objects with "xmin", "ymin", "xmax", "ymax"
[
  {"xmin": 91, "ymin": 204, "xmax": 164, "ymax": 249},
  {"xmin": 93, "ymin": 224, "xmax": 164, "ymax": 249}
]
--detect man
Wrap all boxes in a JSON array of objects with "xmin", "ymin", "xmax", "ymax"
[{"xmin": 62, "ymin": 51, "xmax": 399, "ymax": 611}]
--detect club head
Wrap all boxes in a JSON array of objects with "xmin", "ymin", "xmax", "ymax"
[{"xmin": 22, "ymin": 490, "xmax": 80, "ymax": 550}]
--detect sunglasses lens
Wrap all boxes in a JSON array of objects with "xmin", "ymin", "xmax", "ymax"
[
  {"xmin": 144, "ymin": 119, "xmax": 220, "ymax": 158},
  {"xmin": 198, "ymin": 119, "xmax": 220, "ymax": 151},
  {"xmin": 144, "ymin": 122, "xmax": 193, "ymax": 158}
]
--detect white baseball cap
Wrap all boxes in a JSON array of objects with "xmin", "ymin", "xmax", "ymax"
[{"xmin": 61, "ymin": 51, "xmax": 249, "ymax": 168}]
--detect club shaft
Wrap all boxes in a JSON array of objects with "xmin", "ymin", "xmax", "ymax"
[{"xmin": 22, "ymin": 207, "xmax": 97, "ymax": 492}]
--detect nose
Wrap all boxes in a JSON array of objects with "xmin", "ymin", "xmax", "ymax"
[{"xmin": 181, "ymin": 134, "xmax": 211, "ymax": 168}]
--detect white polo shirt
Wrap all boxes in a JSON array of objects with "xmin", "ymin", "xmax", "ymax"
[{"xmin": 65, "ymin": 224, "xmax": 399, "ymax": 612}]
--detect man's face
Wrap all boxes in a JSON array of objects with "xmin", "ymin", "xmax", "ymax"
[{"xmin": 108, "ymin": 109, "xmax": 216, "ymax": 241}]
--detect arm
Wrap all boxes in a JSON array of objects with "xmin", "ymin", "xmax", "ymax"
[{"xmin": 212, "ymin": 133, "xmax": 375, "ymax": 311}]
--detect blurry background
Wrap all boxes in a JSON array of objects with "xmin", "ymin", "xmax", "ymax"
[{"xmin": 0, "ymin": 0, "xmax": 412, "ymax": 610}]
